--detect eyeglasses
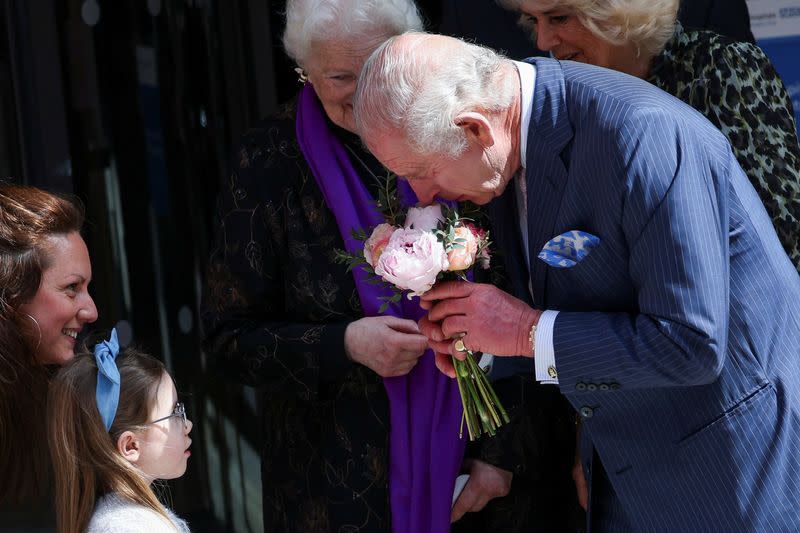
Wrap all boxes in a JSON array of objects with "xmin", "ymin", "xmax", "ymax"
[{"xmin": 149, "ymin": 402, "xmax": 187, "ymax": 427}]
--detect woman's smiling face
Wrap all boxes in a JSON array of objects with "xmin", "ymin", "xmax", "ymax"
[
  {"xmin": 19, "ymin": 232, "xmax": 98, "ymax": 365},
  {"xmin": 518, "ymin": 3, "xmax": 619, "ymax": 69}
]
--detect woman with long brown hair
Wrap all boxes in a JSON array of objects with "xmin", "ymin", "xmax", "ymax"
[{"xmin": 0, "ymin": 182, "xmax": 98, "ymax": 525}]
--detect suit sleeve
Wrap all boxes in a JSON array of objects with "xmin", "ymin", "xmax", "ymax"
[
  {"xmin": 202, "ymin": 130, "xmax": 354, "ymax": 397},
  {"xmin": 552, "ymin": 109, "xmax": 732, "ymax": 391}
]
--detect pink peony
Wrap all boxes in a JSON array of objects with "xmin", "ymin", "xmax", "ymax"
[
  {"xmin": 375, "ymin": 228, "xmax": 449, "ymax": 296},
  {"xmin": 447, "ymin": 226, "xmax": 479, "ymax": 271},
  {"xmin": 364, "ymin": 223, "xmax": 397, "ymax": 268},
  {"xmin": 404, "ymin": 204, "xmax": 444, "ymax": 232}
]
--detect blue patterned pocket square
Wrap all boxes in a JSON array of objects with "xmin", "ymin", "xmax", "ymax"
[{"xmin": 538, "ymin": 230, "xmax": 600, "ymax": 268}]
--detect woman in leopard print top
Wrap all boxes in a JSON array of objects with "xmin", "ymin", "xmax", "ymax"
[{"xmin": 501, "ymin": 0, "xmax": 800, "ymax": 270}]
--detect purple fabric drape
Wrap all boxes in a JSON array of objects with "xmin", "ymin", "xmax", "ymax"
[{"xmin": 296, "ymin": 84, "xmax": 465, "ymax": 532}]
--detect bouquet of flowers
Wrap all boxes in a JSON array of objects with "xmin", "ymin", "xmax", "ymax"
[{"xmin": 336, "ymin": 181, "xmax": 509, "ymax": 441}]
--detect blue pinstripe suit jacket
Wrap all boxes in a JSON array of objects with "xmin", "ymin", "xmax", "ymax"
[{"xmin": 488, "ymin": 58, "xmax": 800, "ymax": 531}]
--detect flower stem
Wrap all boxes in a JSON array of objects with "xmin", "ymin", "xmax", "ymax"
[{"xmin": 451, "ymin": 352, "xmax": 509, "ymax": 441}]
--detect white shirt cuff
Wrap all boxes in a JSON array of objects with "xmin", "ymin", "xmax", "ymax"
[
  {"xmin": 533, "ymin": 310, "xmax": 559, "ymax": 385},
  {"xmin": 477, "ymin": 353, "xmax": 494, "ymax": 374}
]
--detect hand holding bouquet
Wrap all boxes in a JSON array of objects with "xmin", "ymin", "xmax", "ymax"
[{"xmin": 337, "ymin": 201, "xmax": 509, "ymax": 440}]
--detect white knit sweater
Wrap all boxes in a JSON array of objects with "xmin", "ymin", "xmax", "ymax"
[{"xmin": 86, "ymin": 493, "xmax": 190, "ymax": 533}]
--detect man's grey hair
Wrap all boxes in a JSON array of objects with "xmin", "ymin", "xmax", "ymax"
[
  {"xmin": 283, "ymin": 0, "xmax": 423, "ymax": 67},
  {"xmin": 354, "ymin": 33, "xmax": 515, "ymax": 158}
]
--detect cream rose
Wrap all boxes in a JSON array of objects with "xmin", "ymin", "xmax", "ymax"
[
  {"xmin": 375, "ymin": 229, "xmax": 449, "ymax": 296},
  {"xmin": 446, "ymin": 226, "xmax": 479, "ymax": 271},
  {"xmin": 364, "ymin": 223, "xmax": 397, "ymax": 268}
]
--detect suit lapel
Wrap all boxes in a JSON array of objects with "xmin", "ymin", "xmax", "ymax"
[
  {"xmin": 487, "ymin": 186, "xmax": 533, "ymax": 307},
  {"xmin": 524, "ymin": 58, "xmax": 573, "ymax": 308}
]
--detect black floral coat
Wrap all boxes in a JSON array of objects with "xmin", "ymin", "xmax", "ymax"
[{"xmin": 204, "ymin": 104, "xmax": 394, "ymax": 532}]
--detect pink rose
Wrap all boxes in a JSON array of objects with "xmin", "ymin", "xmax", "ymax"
[
  {"xmin": 465, "ymin": 223, "xmax": 486, "ymax": 240},
  {"xmin": 464, "ymin": 223, "xmax": 491, "ymax": 269},
  {"xmin": 447, "ymin": 226, "xmax": 479, "ymax": 271},
  {"xmin": 364, "ymin": 223, "xmax": 397, "ymax": 268},
  {"xmin": 404, "ymin": 204, "xmax": 444, "ymax": 232},
  {"xmin": 375, "ymin": 229, "xmax": 449, "ymax": 296}
]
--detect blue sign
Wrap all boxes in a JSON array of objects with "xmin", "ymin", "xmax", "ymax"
[{"xmin": 748, "ymin": 0, "xmax": 800, "ymax": 135}]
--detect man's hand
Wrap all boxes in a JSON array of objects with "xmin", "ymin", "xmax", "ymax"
[
  {"xmin": 420, "ymin": 281, "xmax": 540, "ymax": 358},
  {"xmin": 573, "ymin": 422, "xmax": 588, "ymax": 510},
  {"xmin": 418, "ymin": 315, "xmax": 459, "ymax": 377},
  {"xmin": 451, "ymin": 459, "xmax": 513, "ymax": 523},
  {"xmin": 572, "ymin": 457, "xmax": 589, "ymax": 511},
  {"xmin": 344, "ymin": 316, "xmax": 428, "ymax": 377}
]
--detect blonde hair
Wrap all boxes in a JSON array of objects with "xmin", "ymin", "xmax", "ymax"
[
  {"xmin": 48, "ymin": 346, "xmax": 175, "ymax": 533},
  {"xmin": 499, "ymin": 0, "xmax": 679, "ymax": 58}
]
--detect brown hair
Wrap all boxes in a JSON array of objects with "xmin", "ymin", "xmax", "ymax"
[
  {"xmin": 0, "ymin": 182, "xmax": 85, "ymax": 505},
  {"xmin": 48, "ymin": 346, "xmax": 175, "ymax": 533}
]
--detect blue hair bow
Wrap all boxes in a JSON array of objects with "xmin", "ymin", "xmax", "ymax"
[{"xmin": 94, "ymin": 329, "xmax": 120, "ymax": 431}]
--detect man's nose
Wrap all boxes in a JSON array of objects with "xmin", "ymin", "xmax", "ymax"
[{"xmin": 409, "ymin": 181, "xmax": 437, "ymax": 205}]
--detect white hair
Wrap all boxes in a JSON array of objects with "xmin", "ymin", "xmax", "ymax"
[
  {"xmin": 498, "ymin": 0, "xmax": 679, "ymax": 58},
  {"xmin": 283, "ymin": 0, "xmax": 424, "ymax": 67},
  {"xmin": 354, "ymin": 33, "xmax": 516, "ymax": 158}
]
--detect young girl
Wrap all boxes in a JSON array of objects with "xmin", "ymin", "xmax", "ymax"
[{"xmin": 47, "ymin": 330, "xmax": 192, "ymax": 533}]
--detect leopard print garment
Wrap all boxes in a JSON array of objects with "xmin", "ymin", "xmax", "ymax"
[{"xmin": 649, "ymin": 22, "xmax": 800, "ymax": 271}]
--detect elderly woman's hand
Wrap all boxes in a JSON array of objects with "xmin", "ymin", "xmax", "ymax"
[
  {"xmin": 344, "ymin": 316, "xmax": 429, "ymax": 377},
  {"xmin": 451, "ymin": 459, "xmax": 513, "ymax": 523}
]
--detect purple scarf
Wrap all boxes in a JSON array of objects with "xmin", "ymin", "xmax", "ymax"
[{"xmin": 296, "ymin": 85, "xmax": 465, "ymax": 532}]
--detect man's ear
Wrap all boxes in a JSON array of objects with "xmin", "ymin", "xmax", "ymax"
[
  {"xmin": 116, "ymin": 431, "xmax": 141, "ymax": 464},
  {"xmin": 455, "ymin": 112, "xmax": 495, "ymax": 149}
]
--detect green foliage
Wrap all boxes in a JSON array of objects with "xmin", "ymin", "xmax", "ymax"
[
  {"xmin": 333, "ymin": 249, "xmax": 371, "ymax": 275},
  {"xmin": 343, "ymin": 143, "xmax": 405, "ymax": 226}
]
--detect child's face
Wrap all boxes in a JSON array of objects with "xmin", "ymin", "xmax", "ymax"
[{"xmin": 134, "ymin": 372, "xmax": 193, "ymax": 481}]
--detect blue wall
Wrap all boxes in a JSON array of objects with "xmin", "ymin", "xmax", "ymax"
[{"xmin": 749, "ymin": 0, "xmax": 800, "ymax": 134}]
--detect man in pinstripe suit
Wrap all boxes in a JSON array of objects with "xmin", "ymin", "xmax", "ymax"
[{"xmin": 355, "ymin": 33, "xmax": 800, "ymax": 531}]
